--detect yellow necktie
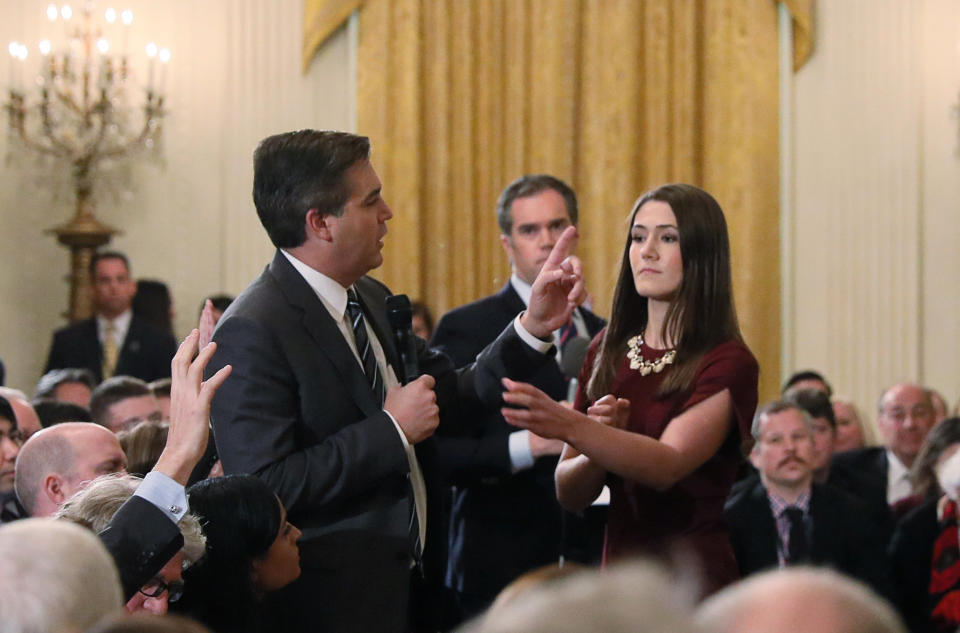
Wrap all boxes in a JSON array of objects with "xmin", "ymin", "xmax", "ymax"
[{"xmin": 102, "ymin": 321, "xmax": 119, "ymax": 379}]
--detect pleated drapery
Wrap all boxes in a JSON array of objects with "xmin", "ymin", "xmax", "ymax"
[{"xmin": 303, "ymin": 0, "xmax": 814, "ymax": 401}]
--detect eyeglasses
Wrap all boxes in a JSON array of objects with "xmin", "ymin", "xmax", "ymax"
[{"xmin": 139, "ymin": 577, "xmax": 184, "ymax": 603}]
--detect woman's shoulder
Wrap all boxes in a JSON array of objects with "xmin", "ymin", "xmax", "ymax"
[{"xmin": 697, "ymin": 338, "xmax": 758, "ymax": 372}]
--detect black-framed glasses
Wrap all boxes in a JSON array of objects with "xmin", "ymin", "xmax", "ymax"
[{"xmin": 139, "ymin": 577, "xmax": 184, "ymax": 603}]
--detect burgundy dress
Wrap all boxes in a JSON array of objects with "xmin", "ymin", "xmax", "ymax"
[{"xmin": 575, "ymin": 335, "xmax": 759, "ymax": 593}]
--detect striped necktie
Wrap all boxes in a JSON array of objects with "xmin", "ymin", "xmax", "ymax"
[{"xmin": 346, "ymin": 289, "xmax": 386, "ymax": 405}]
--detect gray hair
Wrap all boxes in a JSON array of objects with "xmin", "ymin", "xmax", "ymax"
[
  {"xmin": 56, "ymin": 473, "xmax": 206, "ymax": 566},
  {"xmin": 696, "ymin": 567, "xmax": 905, "ymax": 633},
  {"xmin": 751, "ymin": 400, "xmax": 813, "ymax": 442},
  {"xmin": 0, "ymin": 518, "xmax": 122, "ymax": 633},
  {"xmin": 459, "ymin": 559, "xmax": 698, "ymax": 633}
]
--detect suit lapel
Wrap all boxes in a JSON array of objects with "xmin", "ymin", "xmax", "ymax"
[{"xmin": 267, "ymin": 252, "xmax": 381, "ymax": 417}]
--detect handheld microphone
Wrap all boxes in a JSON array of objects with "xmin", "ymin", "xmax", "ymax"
[
  {"xmin": 559, "ymin": 337, "xmax": 590, "ymax": 403},
  {"xmin": 385, "ymin": 294, "xmax": 419, "ymax": 385}
]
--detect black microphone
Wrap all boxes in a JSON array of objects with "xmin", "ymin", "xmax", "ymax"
[
  {"xmin": 560, "ymin": 336, "xmax": 590, "ymax": 403},
  {"xmin": 385, "ymin": 294, "xmax": 419, "ymax": 385}
]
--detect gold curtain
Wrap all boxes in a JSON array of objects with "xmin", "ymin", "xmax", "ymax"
[{"xmin": 304, "ymin": 0, "xmax": 815, "ymax": 402}]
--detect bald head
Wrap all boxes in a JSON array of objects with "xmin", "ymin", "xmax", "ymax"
[
  {"xmin": 696, "ymin": 568, "xmax": 905, "ymax": 633},
  {"xmin": 0, "ymin": 387, "xmax": 42, "ymax": 439},
  {"xmin": 15, "ymin": 422, "xmax": 127, "ymax": 517},
  {"xmin": 877, "ymin": 382, "xmax": 935, "ymax": 467}
]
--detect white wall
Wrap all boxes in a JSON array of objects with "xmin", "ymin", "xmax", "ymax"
[
  {"xmin": 789, "ymin": 0, "xmax": 960, "ymax": 417},
  {"xmin": 0, "ymin": 0, "xmax": 353, "ymax": 391}
]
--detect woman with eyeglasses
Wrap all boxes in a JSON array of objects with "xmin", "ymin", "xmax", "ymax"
[
  {"xmin": 172, "ymin": 474, "xmax": 301, "ymax": 633},
  {"xmin": 501, "ymin": 184, "xmax": 759, "ymax": 594}
]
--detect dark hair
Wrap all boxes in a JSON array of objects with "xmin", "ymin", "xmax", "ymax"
[
  {"xmin": 0, "ymin": 395, "xmax": 16, "ymax": 428},
  {"xmin": 148, "ymin": 378, "xmax": 172, "ymax": 399},
  {"xmin": 201, "ymin": 294, "xmax": 234, "ymax": 317},
  {"xmin": 31, "ymin": 399, "xmax": 93, "ymax": 427},
  {"xmin": 783, "ymin": 370, "xmax": 833, "ymax": 397},
  {"xmin": 784, "ymin": 389, "xmax": 836, "ymax": 430},
  {"xmin": 176, "ymin": 475, "xmax": 283, "ymax": 632},
  {"xmin": 132, "ymin": 280, "xmax": 174, "ymax": 336},
  {"xmin": 35, "ymin": 368, "xmax": 97, "ymax": 400},
  {"xmin": 252, "ymin": 130, "xmax": 371, "ymax": 248},
  {"xmin": 89, "ymin": 251, "xmax": 130, "ymax": 278},
  {"xmin": 496, "ymin": 174, "xmax": 578, "ymax": 235},
  {"xmin": 411, "ymin": 301, "xmax": 434, "ymax": 333},
  {"xmin": 89, "ymin": 376, "xmax": 152, "ymax": 428},
  {"xmin": 586, "ymin": 184, "xmax": 742, "ymax": 400},
  {"xmin": 911, "ymin": 417, "xmax": 960, "ymax": 500}
]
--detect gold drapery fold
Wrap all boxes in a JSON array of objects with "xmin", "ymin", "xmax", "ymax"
[
  {"xmin": 302, "ymin": 0, "xmax": 365, "ymax": 71},
  {"xmin": 783, "ymin": 0, "xmax": 815, "ymax": 71},
  {"xmin": 307, "ymin": 0, "xmax": 799, "ymax": 400}
]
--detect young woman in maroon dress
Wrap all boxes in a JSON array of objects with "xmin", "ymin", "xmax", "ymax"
[{"xmin": 501, "ymin": 183, "xmax": 758, "ymax": 594}]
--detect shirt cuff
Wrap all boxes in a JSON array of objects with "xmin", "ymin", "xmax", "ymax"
[
  {"xmin": 513, "ymin": 314, "xmax": 554, "ymax": 354},
  {"xmin": 384, "ymin": 410, "xmax": 413, "ymax": 454},
  {"xmin": 134, "ymin": 471, "xmax": 188, "ymax": 523},
  {"xmin": 508, "ymin": 430, "xmax": 535, "ymax": 473}
]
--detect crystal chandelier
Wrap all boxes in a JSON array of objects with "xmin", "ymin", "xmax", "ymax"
[{"xmin": 4, "ymin": 2, "xmax": 171, "ymax": 320}]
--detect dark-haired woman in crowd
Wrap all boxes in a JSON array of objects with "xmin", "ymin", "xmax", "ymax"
[
  {"xmin": 172, "ymin": 475, "xmax": 301, "ymax": 633},
  {"xmin": 889, "ymin": 417, "xmax": 960, "ymax": 633},
  {"xmin": 501, "ymin": 184, "xmax": 758, "ymax": 593},
  {"xmin": 133, "ymin": 280, "xmax": 175, "ymax": 337}
]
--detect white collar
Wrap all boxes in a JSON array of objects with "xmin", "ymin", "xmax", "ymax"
[
  {"xmin": 97, "ymin": 309, "xmax": 132, "ymax": 336},
  {"xmin": 886, "ymin": 449, "xmax": 910, "ymax": 482},
  {"xmin": 281, "ymin": 249, "xmax": 349, "ymax": 321},
  {"xmin": 509, "ymin": 273, "xmax": 532, "ymax": 307}
]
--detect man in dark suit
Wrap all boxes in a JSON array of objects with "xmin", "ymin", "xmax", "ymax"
[
  {"xmin": 725, "ymin": 401, "xmax": 887, "ymax": 594},
  {"xmin": 830, "ymin": 382, "xmax": 936, "ymax": 508},
  {"xmin": 45, "ymin": 251, "xmax": 176, "ymax": 383},
  {"xmin": 205, "ymin": 131, "xmax": 582, "ymax": 633},
  {"xmin": 430, "ymin": 174, "xmax": 605, "ymax": 619}
]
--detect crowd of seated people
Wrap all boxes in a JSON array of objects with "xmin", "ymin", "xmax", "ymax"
[{"xmin": 0, "ymin": 232, "xmax": 958, "ymax": 633}]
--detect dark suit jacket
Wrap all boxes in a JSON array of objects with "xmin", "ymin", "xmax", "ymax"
[
  {"xmin": 724, "ymin": 479, "xmax": 889, "ymax": 595},
  {"xmin": 888, "ymin": 497, "xmax": 939, "ymax": 633},
  {"xmin": 206, "ymin": 252, "xmax": 549, "ymax": 633},
  {"xmin": 430, "ymin": 282, "xmax": 605, "ymax": 609},
  {"xmin": 98, "ymin": 495, "xmax": 184, "ymax": 601},
  {"xmin": 830, "ymin": 446, "xmax": 895, "ymax": 542},
  {"xmin": 45, "ymin": 316, "xmax": 177, "ymax": 383}
]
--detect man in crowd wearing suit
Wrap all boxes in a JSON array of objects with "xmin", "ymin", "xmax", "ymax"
[
  {"xmin": 89, "ymin": 375, "xmax": 163, "ymax": 433},
  {"xmin": 45, "ymin": 251, "xmax": 177, "ymax": 383},
  {"xmin": 725, "ymin": 401, "xmax": 886, "ymax": 593},
  {"xmin": 831, "ymin": 382, "xmax": 936, "ymax": 506},
  {"xmin": 205, "ymin": 130, "xmax": 582, "ymax": 633},
  {"xmin": 430, "ymin": 174, "xmax": 605, "ymax": 619}
]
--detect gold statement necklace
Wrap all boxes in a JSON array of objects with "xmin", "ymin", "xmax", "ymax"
[{"xmin": 626, "ymin": 333, "xmax": 677, "ymax": 376}]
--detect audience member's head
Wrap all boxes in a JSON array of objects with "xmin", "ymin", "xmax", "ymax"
[
  {"xmin": 696, "ymin": 567, "xmax": 906, "ymax": 633},
  {"xmin": 750, "ymin": 401, "xmax": 814, "ymax": 496},
  {"xmin": 0, "ymin": 395, "xmax": 23, "ymax": 494},
  {"xmin": 782, "ymin": 370, "xmax": 833, "ymax": 398},
  {"xmin": 410, "ymin": 300, "xmax": 434, "ymax": 341},
  {"xmin": 0, "ymin": 518, "xmax": 122, "ymax": 633},
  {"xmin": 909, "ymin": 416, "xmax": 960, "ymax": 501},
  {"xmin": 148, "ymin": 377, "xmax": 172, "ymax": 420},
  {"xmin": 14, "ymin": 422, "xmax": 127, "ymax": 517},
  {"xmin": 200, "ymin": 294, "xmax": 234, "ymax": 326},
  {"xmin": 496, "ymin": 174, "xmax": 579, "ymax": 285},
  {"xmin": 90, "ymin": 376, "xmax": 161, "ymax": 432},
  {"xmin": 56, "ymin": 473, "xmax": 205, "ymax": 616},
  {"xmin": 831, "ymin": 396, "xmax": 878, "ymax": 452},
  {"xmin": 877, "ymin": 382, "xmax": 936, "ymax": 468},
  {"xmin": 929, "ymin": 389, "xmax": 949, "ymax": 425},
  {"xmin": 0, "ymin": 386, "xmax": 42, "ymax": 439},
  {"xmin": 177, "ymin": 475, "xmax": 301, "ymax": 630},
  {"xmin": 90, "ymin": 251, "xmax": 137, "ymax": 320},
  {"xmin": 784, "ymin": 388, "xmax": 836, "ymax": 482},
  {"xmin": 464, "ymin": 560, "xmax": 697, "ymax": 633},
  {"xmin": 32, "ymin": 398, "xmax": 93, "ymax": 427},
  {"xmin": 133, "ymin": 279, "xmax": 175, "ymax": 336},
  {"xmin": 35, "ymin": 367, "xmax": 97, "ymax": 408},
  {"xmin": 118, "ymin": 419, "xmax": 169, "ymax": 476}
]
